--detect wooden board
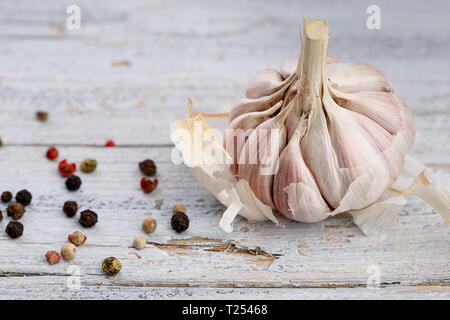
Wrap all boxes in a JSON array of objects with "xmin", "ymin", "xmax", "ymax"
[{"xmin": 0, "ymin": 0, "xmax": 448, "ymax": 299}]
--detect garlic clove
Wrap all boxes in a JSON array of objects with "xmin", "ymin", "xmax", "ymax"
[
  {"xmin": 225, "ymin": 101, "xmax": 282, "ymax": 175},
  {"xmin": 245, "ymin": 68, "xmax": 284, "ymax": 99},
  {"xmin": 330, "ymin": 88, "xmax": 415, "ymax": 145},
  {"xmin": 229, "ymin": 74, "xmax": 295, "ymax": 122},
  {"xmin": 273, "ymin": 120, "xmax": 330, "ymax": 222},
  {"xmin": 328, "ymin": 61, "xmax": 392, "ymax": 93},
  {"xmin": 236, "ymin": 99, "xmax": 295, "ymax": 208}
]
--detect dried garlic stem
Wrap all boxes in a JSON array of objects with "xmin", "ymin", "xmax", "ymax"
[{"xmin": 299, "ymin": 19, "xmax": 329, "ymax": 115}]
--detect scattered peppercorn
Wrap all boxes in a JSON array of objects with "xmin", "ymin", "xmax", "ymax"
[
  {"xmin": 68, "ymin": 231, "xmax": 87, "ymax": 246},
  {"xmin": 171, "ymin": 212, "xmax": 189, "ymax": 233},
  {"xmin": 142, "ymin": 217, "xmax": 157, "ymax": 233},
  {"xmin": 15, "ymin": 189, "xmax": 32, "ymax": 206},
  {"xmin": 5, "ymin": 221, "xmax": 23, "ymax": 239},
  {"xmin": 58, "ymin": 159, "xmax": 76, "ymax": 177},
  {"xmin": 36, "ymin": 111, "xmax": 49, "ymax": 122},
  {"xmin": 102, "ymin": 257, "xmax": 121, "ymax": 276},
  {"xmin": 80, "ymin": 159, "xmax": 97, "ymax": 173},
  {"xmin": 140, "ymin": 177, "xmax": 158, "ymax": 193},
  {"xmin": 0, "ymin": 210, "xmax": 3, "ymax": 222},
  {"xmin": 46, "ymin": 147, "xmax": 58, "ymax": 160},
  {"xmin": 79, "ymin": 210, "xmax": 98, "ymax": 228},
  {"xmin": 133, "ymin": 236, "xmax": 146, "ymax": 249},
  {"xmin": 63, "ymin": 201, "xmax": 78, "ymax": 217},
  {"xmin": 172, "ymin": 203, "xmax": 187, "ymax": 214},
  {"xmin": 1, "ymin": 191, "xmax": 12, "ymax": 203},
  {"xmin": 61, "ymin": 243, "xmax": 77, "ymax": 261},
  {"xmin": 0, "ymin": 138, "xmax": 2, "ymax": 147},
  {"xmin": 66, "ymin": 175, "xmax": 82, "ymax": 191},
  {"xmin": 7, "ymin": 202, "xmax": 25, "ymax": 220},
  {"xmin": 105, "ymin": 140, "xmax": 115, "ymax": 147},
  {"xmin": 45, "ymin": 251, "xmax": 61, "ymax": 265},
  {"xmin": 139, "ymin": 159, "xmax": 157, "ymax": 176}
]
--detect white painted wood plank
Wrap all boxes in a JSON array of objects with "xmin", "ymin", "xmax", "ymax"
[
  {"xmin": 0, "ymin": 0, "xmax": 449, "ymax": 148},
  {"xmin": 0, "ymin": 146, "xmax": 448, "ymax": 291},
  {"xmin": 0, "ymin": 276, "xmax": 448, "ymax": 300}
]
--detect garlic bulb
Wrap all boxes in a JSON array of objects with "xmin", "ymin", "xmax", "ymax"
[{"xmin": 170, "ymin": 18, "xmax": 449, "ymax": 241}]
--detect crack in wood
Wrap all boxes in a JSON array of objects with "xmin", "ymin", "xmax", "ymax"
[{"xmin": 84, "ymin": 279, "xmax": 450, "ymax": 290}]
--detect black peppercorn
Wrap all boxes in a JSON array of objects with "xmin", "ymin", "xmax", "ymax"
[
  {"xmin": 79, "ymin": 210, "xmax": 98, "ymax": 228},
  {"xmin": 66, "ymin": 175, "xmax": 82, "ymax": 191},
  {"xmin": 171, "ymin": 212, "xmax": 189, "ymax": 233},
  {"xmin": 1, "ymin": 191, "xmax": 12, "ymax": 203},
  {"xmin": 63, "ymin": 201, "xmax": 78, "ymax": 217},
  {"xmin": 0, "ymin": 210, "xmax": 3, "ymax": 222},
  {"xmin": 15, "ymin": 189, "xmax": 32, "ymax": 206},
  {"xmin": 139, "ymin": 159, "xmax": 157, "ymax": 176},
  {"xmin": 5, "ymin": 221, "xmax": 24, "ymax": 239},
  {"xmin": 7, "ymin": 202, "xmax": 25, "ymax": 220}
]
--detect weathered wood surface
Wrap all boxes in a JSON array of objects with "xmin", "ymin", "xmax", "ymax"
[{"xmin": 0, "ymin": 0, "xmax": 449, "ymax": 299}]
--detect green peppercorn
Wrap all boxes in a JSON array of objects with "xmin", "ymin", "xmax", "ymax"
[
  {"xmin": 80, "ymin": 159, "xmax": 97, "ymax": 173},
  {"xmin": 102, "ymin": 257, "xmax": 122, "ymax": 276}
]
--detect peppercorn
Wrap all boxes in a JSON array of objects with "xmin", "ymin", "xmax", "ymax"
[
  {"xmin": 15, "ymin": 189, "xmax": 32, "ymax": 206},
  {"xmin": 140, "ymin": 177, "xmax": 158, "ymax": 193},
  {"xmin": 102, "ymin": 257, "xmax": 121, "ymax": 276},
  {"xmin": 133, "ymin": 236, "xmax": 146, "ymax": 249},
  {"xmin": 36, "ymin": 111, "xmax": 49, "ymax": 122},
  {"xmin": 7, "ymin": 202, "xmax": 25, "ymax": 220},
  {"xmin": 5, "ymin": 221, "xmax": 23, "ymax": 239},
  {"xmin": 142, "ymin": 217, "xmax": 157, "ymax": 233},
  {"xmin": 1, "ymin": 191, "xmax": 12, "ymax": 203},
  {"xmin": 61, "ymin": 243, "xmax": 77, "ymax": 261},
  {"xmin": 139, "ymin": 159, "xmax": 157, "ymax": 176},
  {"xmin": 46, "ymin": 147, "xmax": 58, "ymax": 160},
  {"xmin": 45, "ymin": 251, "xmax": 61, "ymax": 265},
  {"xmin": 66, "ymin": 175, "xmax": 82, "ymax": 191},
  {"xmin": 0, "ymin": 210, "xmax": 3, "ymax": 222},
  {"xmin": 58, "ymin": 159, "xmax": 76, "ymax": 177},
  {"xmin": 105, "ymin": 140, "xmax": 115, "ymax": 147},
  {"xmin": 68, "ymin": 231, "xmax": 87, "ymax": 246},
  {"xmin": 63, "ymin": 201, "xmax": 78, "ymax": 217},
  {"xmin": 171, "ymin": 212, "xmax": 189, "ymax": 233},
  {"xmin": 79, "ymin": 210, "xmax": 98, "ymax": 228},
  {"xmin": 80, "ymin": 159, "xmax": 97, "ymax": 173},
  {"xmin": 0, "ymin": 138, "xmax": 2, "ymax": 147},
  {"xmin": 172, "ymin": 203, "xmax": 187, "ymax": 214}
]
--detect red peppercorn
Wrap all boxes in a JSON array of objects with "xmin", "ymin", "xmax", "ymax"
[
  {"xmin": 45, "ymin": 251, "xmax": 61, "ymax": 265},
  {"xmin": 140, "ymin": 177, "xmax": 158, "ymax": 193},
  {"xmin": 46, "ymin": 147, "xmax": 58, "ymax": 160},
  {"xmin": 105, "ymin": 140, "xmax": 115, "ymax": 147},
  {"xmin": 58, "ymin": 159, "xmax": 76, "ymax": 177}
]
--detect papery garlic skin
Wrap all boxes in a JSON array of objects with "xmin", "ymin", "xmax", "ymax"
[{"xmin": 227, "ymin": 18, "xmax": 416, "ymax": 222}]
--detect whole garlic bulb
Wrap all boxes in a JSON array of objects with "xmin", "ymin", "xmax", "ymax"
[
  {"xmin": 170, "ymin": 18, "xmax": 448, "ymax": 240},
  {"xmin": 226, "ymin": 19, "xmax": 415, "ymax": 222}
]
